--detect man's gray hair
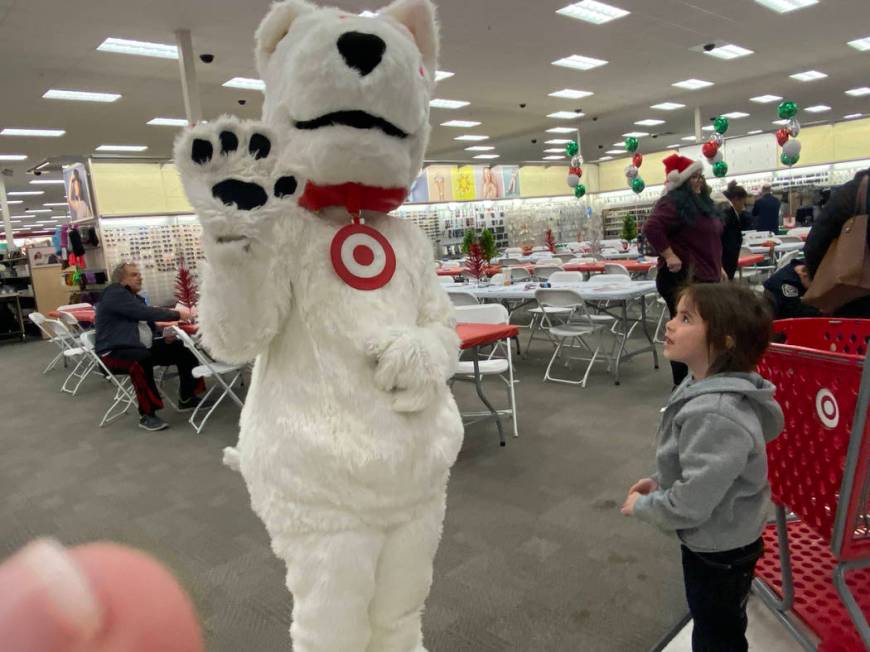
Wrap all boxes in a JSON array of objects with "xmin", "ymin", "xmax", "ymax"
[
  {"xmin": 111, "ymin": 262, "xmax": 135, "ymax": 283},
  {"xmin": 761, "ymin": 184, "xmax": 772, "ymax": 193}
]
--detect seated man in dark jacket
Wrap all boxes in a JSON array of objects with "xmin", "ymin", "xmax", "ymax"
[
  {"xmin": 96, "ymin": 262, "xmax": 200, "ymax": 431},
  {"xmin": 763, "ymin": 258, "xmax": 821, "ymax": 320}
]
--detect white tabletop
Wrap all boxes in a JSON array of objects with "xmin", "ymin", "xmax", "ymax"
[
  {"xmin": 449, "ymin": 280, "xmax": 657, "ymax": 302},
  {"xmin": 748, "ymin": 242, "xmax": 805, "ymax": 255}
]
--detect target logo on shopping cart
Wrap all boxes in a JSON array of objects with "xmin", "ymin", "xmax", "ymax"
[
  {"xmin": 330, "ymin": 222, "xmax": 396, "ymax": 291},
  {"xmin": 815, "ymin": 388, "xmax": 840, "ymax": 429}
]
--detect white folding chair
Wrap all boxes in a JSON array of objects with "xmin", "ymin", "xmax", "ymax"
[
  {"xmin": 28, "ymin": 312, "xmax": 71, "ymax": 374},
  {"xmin": 171, "ymin": 326, "xmax": 245, "ymax": 434},
  {"xmin": 79, "ymin": 332, "xmax": 138, "ymax": 427},
  {"xmin": 525, "ymin": 272, "xmax": 582, "ymax": 351},
  {"xmin": 548, "ymin": 271, "xmax": 583, "ymax": 284},
  {"xmin": 438, "ymin": 275, "xmax": 456, "ymax": 285},
  {"xmin": 37, "ymin": 317, "xmax": 95, "ymax": 392},
  {"xmin": 536, "ymin": 289, "xmax": 617, "ymax": 388},
  {"xmin": 448, "ymin": 290, "xmax": 479, "ymax": 306},
  {"xmin": 500, "ymin": 258, "xmax": 523, "ymax": 267},
  {"xmin": 57, "ymin": 310, "xmax": 85, "ymax": 335},
  {"xmin": 775, "ymin": 249, "xmax": 803, "ymax": 271},
  {"xmin": 534, "ymin": 264, "xmax": 563, "ymax": 281},
  {"xmin": 453, "ymin": 303, "xmax": 518, "ymax": 439},
  {"xmin": 555, "ymin": 253, "xmax": 575, "ymax": 263},
  {"xmin": 603, "ymin": 263, "xmax": 630, "ymax": 277},
  {"xmin": 586, "ymin": 273, "xmax": 633, "ymax": 285},
  {"xmin": 509, "ymin": 267, "xmax": 531, "ymax": 283},
  {"xmin": 489, "ymin": 273, "xmax": 506, "ymax": 286}
]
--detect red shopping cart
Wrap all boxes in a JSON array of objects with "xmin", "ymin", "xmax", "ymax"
[{"xmin": 754, "ymin": 318, "xmax": 870, "ymax": 651}]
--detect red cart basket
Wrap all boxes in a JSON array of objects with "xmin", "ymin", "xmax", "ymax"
[{"xmin": 754, "ymin": 318, "xmax": 870, "ymax": 651}]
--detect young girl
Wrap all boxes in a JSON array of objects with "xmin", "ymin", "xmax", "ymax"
[{"xmin": 622, "ymin": 283, "xmax": 784, "ymax": 651}]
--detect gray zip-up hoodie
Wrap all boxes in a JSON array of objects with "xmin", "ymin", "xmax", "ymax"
[{"xmin": 633, "ymin": 372, "xmax": 784, "ymax": 553}]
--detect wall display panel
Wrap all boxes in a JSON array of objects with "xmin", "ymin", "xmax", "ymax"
[
  {"xmin": 517, "ymin": 166, "xmax": 572, "ymax": 198},
  {"xmin": 832, "ymin": 118, "xmax": 870, "ymax": 163},
  {"xmin": 717, "ymin": 134, "xmax": 777, "ymax": 175},
  {"xmin": 91, "ymin": 162, "xmax": 193, "ymax": 217},
  {"xmin": 597, "ymin": 157, "xmax": 631, "ymax": 192},
  {"xmin": 778, "ymin": 124, "xmax": 834, "ymax": 169}
]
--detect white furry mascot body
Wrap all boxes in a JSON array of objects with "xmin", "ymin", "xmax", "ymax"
[{"xmin": 174, "ymin": 1, "xmax": 463, "ymax": 650}]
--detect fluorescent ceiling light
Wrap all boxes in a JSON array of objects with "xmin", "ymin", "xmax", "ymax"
[
  {"xmin": 681, "ymin": 136, "xmax": 697, "ymax": 141},
  {"xmin": 0, "ymin": 154, "xmax": 27, "ymax": 161},
  {"xmin": 703, "ymin": 125, "xmax": 716, "ymax": 132},
  {"xmin": 772, "ymin": 119, "xmax": 789, "ymax": 125},
  {"xmin": 1, "ymin": 128, "xmax": 65, "ymax": 137},
  {"xmin": 43, "ymin": 202, "xmax": 68, "ymax": 207},
  {"xmin": 465, "ymin": 146, "xmax": 494, "ymax": 151},
  {"xmin": 429, "ymin": 99, "xmax": 469, "ymax": 109},
  {"xmin": 43, "ymin": 89, "xmax": 121, "ymax": 103},
  {"xmin": 747, "ymin": 130, "xmax": 764, "ymax": 135},
  {"xmin": 721, "ymin": 111, "xmax": 750, "ymax": 119},
  {"xmin": 359, "ymin": 10, "xmax": 378, "ymax": 17},
  {"xmin": 544, "ymin": 148, "xmax": 566, "ymax": 153},
  {"xmin": 441, "ymin": 120, "xmax": 480, "ymax": 128},
  {"xmin": 805, "ymin": 104, "xmax": 831, "ymax": 113},
  {"xmin": 844, "ymin": 113, "xmax": 864, "ymax": 119},
  {"xmin": 846, "ymin": 87, "xmax": 870, "ymax": 97},
  {"xmin": 26, "ymin": 208, "xmax": 51, "ymax": 213},
  {"xmin": 147, "ymin": 117, "xmax": 188, "ymax": 126},
  {"xmin": 666, "ymin": 144, "xmax": 681, "ymax": 149},
  {"xmin": 751, "ymin": 94, "xmax": 782, "ymax": 103},
  {"xmin": 435, "ymin": 70, "xmax": 454, "ymax": 81},
  {"xmin": 650, "ymin": 102, "xmax": 685, "ymax": 110},
  {"xmin": 556, "ymin": 1, "xmax": 629, "ymax": 25},
  {"xmin": 753, "ymin": 0, "xmax": 817, "ymax": 13},
  {"xmin": 634, "ymin": 118, "xmax": 665, "ymax": 126},
  {"xmin": 97, "ymin": 37, "xmax": 178, "ymax": 59},
  {"xmin": 622, "ymin": 131, "xmax": 649, "ymax": 137},
  {"xmin": 597, "ymin": 156, "xmax": 613, "ymax": 161},
  {"xmin": 222, "ymin": 77, "xmax": 265, "ymax": 91},
  {"xmin": 543, "ymin": 155, "xmax": 565, "ymax": 160},
  {"xmin": 605, "ymin": 149, "xmax": 625, "ymax": 154},
  {"xmin": 29, "ymin": 179, "xmax": 65, "ymax": 185},
  {"xmin": 545, "ymin": 139, "xmax": 572, "ymax": 144},
  {"xmin": 95, "ymin": 144, "xmax": 148, "ymax": 152},
  {"xmin": 612, "ymin": 142, "xmax": 624, "ymax": 146},
  {"xmin": 847, "ymin": 36, "xmax": 870, "ymax": 51},
  {"xmin": 551, "ymin": 54, "xmax": 608, "ymax": 71},
  {"xmin": 790, "ymin": 70, "xmax": 827, "ymax": 81},
  {"xmin": 473, "ymin": 154, "xmax": 500, "ymax": 159},
  {"xmin": 546, "ymin": 127, "xmax": 577, "ymax": 133},
  {"xmin": 8, "ymin": 191, "xmax": 44, "ymax": 196},
  {"xmin": 547, "ymin": 111, "xmax": 584, "ymax": 119},
  {"xmin": 705, "ymin": 44, "xmax": 754, "ymax": 60},
  {"xmin": 454, "ymin": 135, "xmax": 488, "ymax": 141},
  {"xmin": 5, "ymin": 200, "xmax": 22, "ymax": 205},
  {"xmin": 672, "ymin": 78, "xmax": 713, "ymax": 90},
  {"xmin": 549, "ymin": 88, "xmax": 594, "ymax": 99}
]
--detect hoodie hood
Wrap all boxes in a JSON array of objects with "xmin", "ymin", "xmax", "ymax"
[{"xmin": 671, "ymin": 372, "xmax": 784, "ymax": 443}]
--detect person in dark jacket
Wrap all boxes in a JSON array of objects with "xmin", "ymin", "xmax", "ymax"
[
  {"xmin": 751, "ymin": 185, "xmax": 781, "ymax": 234},
  {"xmin": 96, "ymin": 263, "xmax": 199, "ymax": 431},
  {"xmin": 803, "ymin": 168, "xmax": 870, "ymax": 317},
  {"xmin": 644, "ymin": 153, "xmax": 725, "ymax": 387},
  {"xmin": 721, "ymin": 181, "xmax": 750, "ymax": 280},
  {"xmin": 763, "ymin": 258, "xmax": 821, "ymax": 319}
]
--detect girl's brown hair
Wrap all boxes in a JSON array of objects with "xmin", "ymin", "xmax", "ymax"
[{"xmin": 678, "ymin": 283, "xmax": 773, "ymax": 374}]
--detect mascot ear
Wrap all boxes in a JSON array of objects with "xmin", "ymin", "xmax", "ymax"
[
  {"xmin": 380, "ymin": 0, "xmax": 439, "ymax": 75},
  {"xmin": 255, "ymin": 0, "xmax": 317, "ymax": 74}
]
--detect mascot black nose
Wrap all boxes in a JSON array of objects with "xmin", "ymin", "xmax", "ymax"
[{"xmin": 337, "ymin": 31, "xmax": 386, "ymax": 76}]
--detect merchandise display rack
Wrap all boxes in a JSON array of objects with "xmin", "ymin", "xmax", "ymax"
[{"xmin": 0, "ymin": 253, "xmax": 31, "ymax": 340}]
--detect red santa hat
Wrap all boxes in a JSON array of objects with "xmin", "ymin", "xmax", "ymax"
[{"xmin": 663, "ymin": 153, "xmax": 703, "ymax": 191}]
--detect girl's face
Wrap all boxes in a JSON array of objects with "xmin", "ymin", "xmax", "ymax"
[{"xmin": 664, "ymin": 295, "xmax": 711, "ymax": 375}]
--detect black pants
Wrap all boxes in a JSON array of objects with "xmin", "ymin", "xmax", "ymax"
[
  {"xmin": 681, "ymin": 538, "xmax": 764, "ymax": 652},
  {"xmin": 655, "ymin": 267, "xmax": 691, "ymax": 386},
  {"xmin": 102, "ymin": 340, "xmax": 198, "ymax": 415}
]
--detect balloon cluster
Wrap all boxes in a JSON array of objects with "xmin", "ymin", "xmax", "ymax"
[
  {"xmin": 623, "ymin": 137, "xmax": 645, "ymax": 194},
  {"xmin": 701, "ymin": 116, "xmax": 729, "ymax": 178},
  {"xmin": 564, "ymin": 141, "xmax": 586, "ymax": 198},
  {"xmin": 775, "ymin": 101, "xmax": 801, "ymax": 166}
]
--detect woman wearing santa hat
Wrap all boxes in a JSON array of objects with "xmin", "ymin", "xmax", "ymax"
[{"xmin": 643, "ymin": 153, "xmax": 725, "ymax": 387}]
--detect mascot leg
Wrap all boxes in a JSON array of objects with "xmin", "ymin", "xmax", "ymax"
[
  {"xmin": 366, "ymin": 494, "xmax": 447, "ymax": 652},
  {"xmin": 275, "ymin": 527, "xmax": 384, "ymax": 652}
]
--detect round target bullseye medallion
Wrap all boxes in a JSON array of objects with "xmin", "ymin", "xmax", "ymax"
[
  {"xmin": 815, "ymin": 388, "xmax": 839, "ymax": 429},
  {"xmin": 330, "ymin": 222, "xmax": 396, "ymax": 290}
]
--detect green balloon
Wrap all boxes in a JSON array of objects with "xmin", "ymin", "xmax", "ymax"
[
  {"xmin": 778, "ymin": 101, "xmax": 798, "ymax": 120},
  {"xmin": 624, "ymin": 136, "xmax": 639, "ymax": 153},
  {"xmin": 565, "ymin": 141, "xmax": 579, "ymax": 157},
  {"xmin": 780, "ymin": 152, "xmax": 800, "ymax": 166},
  {"xmin": 631, "ymin": 177, "xmax": 645, "ymax": 194},
  {"xmin": 574, "ymin": 183, "xmax": 586, "ymax": 198},
  {"xmin": 713, "ymin": 116, "xmax": 729, "ymax": 134},
  {"xmin": 713, "ymin": 160, "xmax": 728, "ymax": 177}
]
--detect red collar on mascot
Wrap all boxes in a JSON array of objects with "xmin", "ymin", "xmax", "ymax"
[{"xmin": 298, "ymin": 181, "xmax": 407, "ymax": 216}]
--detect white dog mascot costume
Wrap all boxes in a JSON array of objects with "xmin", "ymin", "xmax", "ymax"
[{"xmin": 173, "ymin": 1, "xmax": 464, "ymax": 650}]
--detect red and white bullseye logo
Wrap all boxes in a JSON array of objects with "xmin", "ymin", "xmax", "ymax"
[
  {"xmin": 815, "ymin": 388, "xmax": 839, "ymax": 429},
  {"xmin": 330, "ymin": 223, "xmax": 396, "ymax": 291}
]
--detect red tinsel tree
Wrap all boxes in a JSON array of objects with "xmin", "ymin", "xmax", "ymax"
[
  {"xmin": 175, "ymin": 257, "xmax": 199, "ymax": 308},
  {"xmin": 464, "ymin": 242, "xmax": 486, "ymax": 281},
  {"xmin": 545, "ymin": 228, "xmax": 557, "ymax": 253}
]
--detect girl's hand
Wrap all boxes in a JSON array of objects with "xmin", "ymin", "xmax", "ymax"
[
  {"xmin": 628, "ymin": 477, "xmax": 658, "ymax": 495},
  {"xmin": 621, "ymin": 492, "xmax": 642, "ymax": 515}
]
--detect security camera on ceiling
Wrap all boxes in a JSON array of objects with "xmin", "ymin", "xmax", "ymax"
[{"xmin": 199, "ymin": 53, "xmax": 215, "ymax": 63}]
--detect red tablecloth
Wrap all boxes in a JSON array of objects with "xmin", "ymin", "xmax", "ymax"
[
  {"xmin": 51, "ymin": 308, "xmax": 197, "ymax": 334},
  {"xmin": 739, "ymin": 254, "xmax": 766, "ymax": 267},
  {"xmin": 436, "ymin": 268, "xmax": 462, "ymax": 276},
  {"xmin": 456, "ymin": 323, "xmax": 519, "ymax": 350},
  {"xmin": 563, "ymin": 260, "xmax": 655, "ymax": 273}
]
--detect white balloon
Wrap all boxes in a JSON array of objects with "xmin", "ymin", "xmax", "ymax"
[
  {"xmin": 788, "ymin": 118, "xmax": 801, "ymax": 137},
  {"xmin": 782, "ymin": 139, "xmax": 802, "ymax": 157},
  {"xmin": 712, "ymin": 133, "xmax": 724, "ymax": 146},
  {"xmin": 624, "ymin": 165, "xmax": 639, "ymax": 179},
  {"xmin": 711, "ymin": 150, "xmax": 724, "ymax": 163},
  {"xmin": 566, "ymin": 174, "xmax": 580, "ymax": 188},
  {"xmin": 570, "ymin": 155, "xmax": 583, "ymax": 168}
]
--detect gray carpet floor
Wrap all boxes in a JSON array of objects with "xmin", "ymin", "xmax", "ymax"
[{"xmin": 1, "ymin": 324, "xmax": 687, "ymax": 651}]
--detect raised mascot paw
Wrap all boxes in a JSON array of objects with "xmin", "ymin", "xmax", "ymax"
[
  {"xmin": 174, "ymin": 116, "xmax": 306, "ymax": 247},
  {"xmin": 367, "ymin": 329, "xmax": 446, "ymax": 413}
]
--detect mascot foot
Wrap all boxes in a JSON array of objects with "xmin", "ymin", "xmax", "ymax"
[{"xmin": 222, "ymin": 446, "xmax": 241, "ymax": 472}]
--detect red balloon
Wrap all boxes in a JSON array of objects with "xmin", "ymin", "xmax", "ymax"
[
  {"xmin": 569, "ymin": 166, "xmax": 583, "ymax": 177},
  {"xmin": 776, "ymin": 128, "xmax": 790, "ymax": 146},
  {"xmin": 632, "ymin": 153, "xmax": 643, "ymax": 168},
  {"xmin": 701, "ymin": 140, "xmax": 719, "ymax": 159}
]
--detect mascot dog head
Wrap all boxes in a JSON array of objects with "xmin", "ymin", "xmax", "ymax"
[{"xmin": 255, "ymin": 0, "xmax": 438, "ymax": 190}]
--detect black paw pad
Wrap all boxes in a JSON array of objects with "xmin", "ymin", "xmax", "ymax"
[
  {"xmin": 212, "ymin": 179, "xmax": 269, "ymax": 211},
  {"xmin": 192, "ymin": 139, "xmax": 213, "ymax": 165},
  {"xmin": 274, "ymin": 176, "xmax": 298, "ymax": 198},
  {"xmin": 219, "ymin": 131, "xmax": 239, "ymax": 154},
  {"xmin": 248, "ymin": 133, "xmax": 271, "ymax": 160}
]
